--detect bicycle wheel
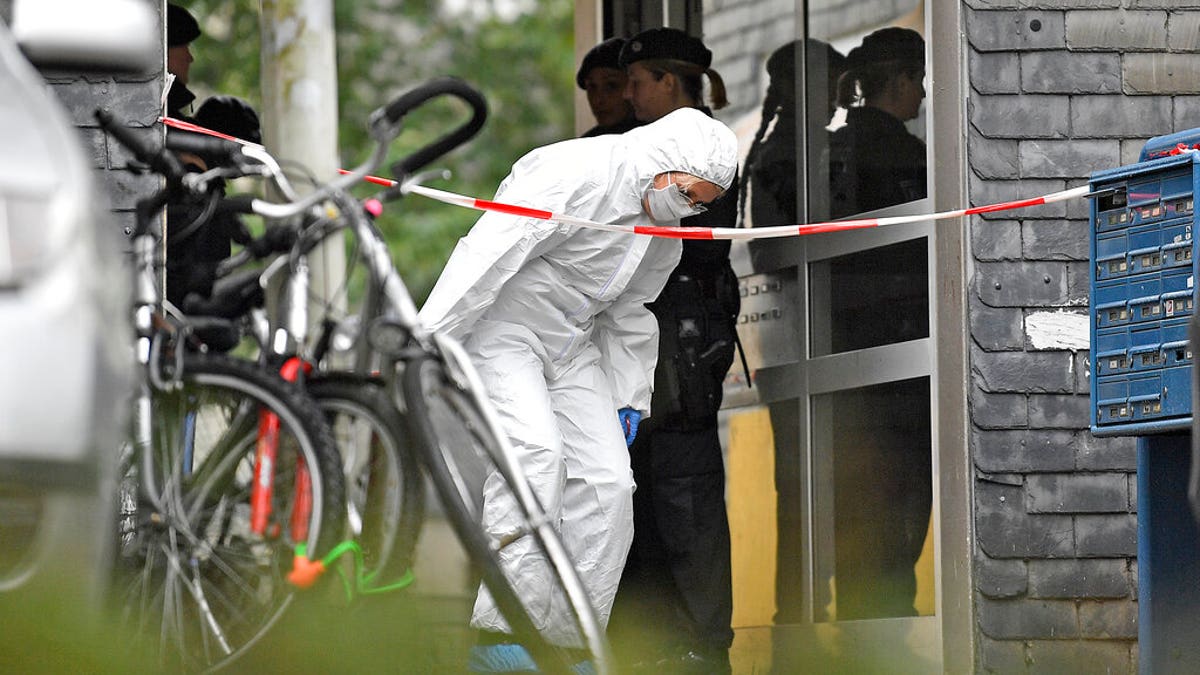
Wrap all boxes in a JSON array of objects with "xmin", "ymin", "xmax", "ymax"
[
  {"xmin": 402, "ymin": 349, "xmax": 614, "ymax": 675},
  {"xmin": 116, "ymin": 353, "xmax": 345, "ymax": 672},
  {"xmin": 306, "ymin": 373, "xmax": 424, "ymax": 589}
]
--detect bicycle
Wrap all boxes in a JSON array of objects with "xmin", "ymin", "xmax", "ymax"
[
  {"xmin": 171, "ymin": 137, "xmax": 428, "ymax": 600},
  {"xmin": 97, "ymin": 110, "xmax": 348, "ymax": 673},
  {"xmin": 159, "ymin": 77, "xmax": 615, "ymax": 674}
]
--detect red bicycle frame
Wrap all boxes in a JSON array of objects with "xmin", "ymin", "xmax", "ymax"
[{"xmin": 249, "ymin": 357, "xmax": 314, "ymax": 541}]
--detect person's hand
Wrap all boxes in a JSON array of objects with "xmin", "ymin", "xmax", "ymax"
[{"xmin": 618, "ymin": 408, "xmax": 642, "ymax": 447}]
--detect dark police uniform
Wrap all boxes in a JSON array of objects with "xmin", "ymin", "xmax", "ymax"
[
  {"xmin": 828, "ymin": 105, "xmax": 927, "ymax": 219},
  {"xmin": 606, "ymin": 27, "xmax": 740, "ymax": 670},
  {"xmin": 612, "ymin": 134, "xmax": 740, "ymax": 672},
  {"xmin": 165, "ymin": 97, "xmax": 259, "ymax": 309}
]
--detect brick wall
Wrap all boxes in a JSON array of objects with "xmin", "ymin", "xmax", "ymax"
[
  {"xmin": 50, "ymin": 70, "xmax": 165, "ymax": 238},
  {"xmin": 4, "ymin": 0, "xmax": 164, "ymax": 237},
  {"xmin": 966, "ymin": 0, "xmax": 1200, "ymax": 671}
]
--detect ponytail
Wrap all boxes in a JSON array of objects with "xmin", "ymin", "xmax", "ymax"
[
  {"xmin": 738, "ymin": 88, "xmax": 780, "ymax": 226},
  {"xmin": 643, "ymin": 58, "xmax": 729, "ymax": 110},
  {"xmin": 706, "ymin": 68, "xmax": 728, "ymax": 110}
]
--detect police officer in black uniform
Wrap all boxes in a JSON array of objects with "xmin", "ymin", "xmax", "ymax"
[
  {"xmin": 607, "ymin": 28, "xmax": 739, "ymax": 674},
  {"xmin": 577, "ymin": 37, "xmax": 640, "ymax": 138},
  {"xmin": 165, "ymin": 96, "xmax": 260, "ymax": 309},
  {"xmin": 166, "ymin": 4, "xmax": 200, "ymax": 121},
  {"xmin": 740, "ymin": 39, "xmax": 847, "ymax": 228},
  {"xmin": 828, "ymin": 27, "xmax": 927, "ymax": 218}
]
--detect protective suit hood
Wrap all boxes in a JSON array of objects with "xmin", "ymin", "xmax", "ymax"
[
  {"xmin": 487, "ymin": 106, "xmax": 737, "ymax": 226},
  {"xmin": 622, "ymin": 107, "xmax": 737, "ymax": 192},
  {"xmin": 421, "ymin": 107, "xmax": 738, "ymax": 335}
]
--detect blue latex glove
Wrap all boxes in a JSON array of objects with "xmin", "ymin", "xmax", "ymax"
[{"xmin": 618, "ymin": 408, "xmax": 642, "ymax": 448}]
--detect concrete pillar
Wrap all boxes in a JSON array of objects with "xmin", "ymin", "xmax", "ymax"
[{"xmin": 259, "ymin": 0, "xmax": 344, "ymax": 322}]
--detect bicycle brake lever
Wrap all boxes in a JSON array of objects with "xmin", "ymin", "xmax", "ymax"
[
  {"xmin": 407, "ymin": 167, "xmax": 453, "ymax": 186},
  {"xmin": 378, "ymin": 168, "xmax": 451, "ymax": 203}
]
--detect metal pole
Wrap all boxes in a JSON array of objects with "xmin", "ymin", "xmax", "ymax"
[{"xmin": 259, "ymin": 0, "xmax": 345, "ymax": 325}]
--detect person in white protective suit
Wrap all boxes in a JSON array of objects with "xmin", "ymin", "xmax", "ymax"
[{"xmin": 418, "ymin": 106, "xmax": 737, "ymax": 670}]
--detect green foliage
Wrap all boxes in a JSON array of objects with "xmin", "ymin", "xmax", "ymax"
[
  {"xmin": 179, "ymin": 0, "xmax": 575, "ymax": 302},
  {"xmin": 183, "ymin": 0, "xmax": 262, "ymax": 103}
]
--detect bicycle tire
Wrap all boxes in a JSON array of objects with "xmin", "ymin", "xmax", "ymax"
[
  {"xmin": 305, "ymin": 373, "xmax": 425, "ymax": 589},
  {"xmin": 116, "ymin": 353, "xmax": 345, "ymax": 672},
  {"xmin": 402, "ymin": 351, "xmax": 613, "ymax": 675}
]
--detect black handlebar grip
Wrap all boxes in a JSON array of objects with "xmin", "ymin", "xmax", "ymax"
[
  {"xmin": 166, "ymin": 128, "xmax": 245, "ymax": 164},
  {"xmin": 184, "ymin": 316, "xmax": 242, "ymax": 353},
  {"xmin": 380, "ymin": 76, "xmax": 482, "ymax": 126},
  {"xmin": 376, "ymin": 77, "xmax": 488, "ymax": 180},
  {"xmin": 95, "ymin": 109, "xmax": 186, "ymax": 183},
  {"xmin": 182, "ymin": 269, "xmax": 265, "ymax": 319},
  {"xmin": 214, "ymin": 194, "xmax": 257, "ymax": 216},
  {"xmin": 247, "ymin": 225, "xmax": 298, "ymax": 259}
]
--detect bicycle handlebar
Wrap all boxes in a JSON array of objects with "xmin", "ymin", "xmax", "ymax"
[
  {"xmin": 248, "ymin": 224, "xmax": 300, "ymax": 259},
  {"xmin": 166, "ymin": 128, "xmax": 245, "ymax": 166},
  {"xmin": 96, "ymin": 109, "xmax": 186, "ymax": 185},
  {"xmin": 370, "ymin": 77, "xmax": 488, "ymax": 183},
  {"xmin": 185, "ymin": 221, "xmax": 299, "ymax": 318}
]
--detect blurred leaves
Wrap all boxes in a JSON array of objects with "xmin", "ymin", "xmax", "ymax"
[{"xmin": 181, "ymin": 0, "xmax": 574, "ymax": 302}]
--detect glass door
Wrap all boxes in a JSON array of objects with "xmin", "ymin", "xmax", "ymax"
[{"xmin": 706, "ymin": 0, "xmax": 941, "ymax": 671}]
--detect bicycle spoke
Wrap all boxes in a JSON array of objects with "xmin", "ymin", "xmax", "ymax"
[
  {"xmin": 161, "ymin": 540, "xmax": 234, "ymax": 657},
  {"xmin": 194, "ymin": 499, "xmax": 270, "ymax": 607},
  {"xmin": 160, "ymin": 535, "xmax": 187, "ymax": 663}
]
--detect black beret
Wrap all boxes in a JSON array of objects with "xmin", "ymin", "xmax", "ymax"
[
  {"xmin": 618, "ymin": 28, "xmax": 711, "ymax": 70},
  {"xmin": 168, "ymin": 4, "xmax": 201, "ymax": 47},
  {"xmin": 845, "ymin": 27, "xmax": 924, "ymax": 69},
  {"xmin": 766, "ymin": 39, "xmax": 847, "ymax": 82},
  {"xmin": 576, "ymin": 38, "xmax": 626, "ymax": 89},
  {"xmin": 196, "ymin": 96, "xmax": 262, "ymax": 145}
]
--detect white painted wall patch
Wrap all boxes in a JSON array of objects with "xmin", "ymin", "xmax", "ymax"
[{"xmin": 1025, "ymin": 310, "xmax": 1090, "ymax": 350}]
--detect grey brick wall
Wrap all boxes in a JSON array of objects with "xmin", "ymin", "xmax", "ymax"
[
  {"xmin": 31, "ymin": 1, "xmax": 164, "ymax": 232},
  {"xmin": 963, "ymin": 0, "xmax": 1198, "ymax": 670}
]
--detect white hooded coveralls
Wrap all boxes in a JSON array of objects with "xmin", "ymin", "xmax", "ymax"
[{"xmin": 419, "ymin": 107, "xmax": 738, "ymax": 646}]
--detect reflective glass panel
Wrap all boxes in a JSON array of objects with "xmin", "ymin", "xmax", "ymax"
[
  {"xmin": 809, "ymin": 237, "xmax": 929, "ymax": 357},
  {"xmin": 810, "ymin": 376, "xmax": 933, "ymax": 621}
]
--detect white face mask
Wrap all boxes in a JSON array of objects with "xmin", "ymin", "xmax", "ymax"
[{"xmin": 643, "ymin": 180, "xmax": 707, "ymax": 222}]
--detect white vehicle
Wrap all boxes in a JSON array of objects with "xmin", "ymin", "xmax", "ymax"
[{"xmin": 0, "ymin": 0, "xmax": 154, "ymax": 616}]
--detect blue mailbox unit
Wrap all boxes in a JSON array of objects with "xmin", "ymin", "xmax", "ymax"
[
  {"xmin": 1089, "ymin": 132, "xmax": 1200, "ymax": 674},
  {"xmin": 1089, "ymin": 152, "xmax": 1196, "ymax": 435}
]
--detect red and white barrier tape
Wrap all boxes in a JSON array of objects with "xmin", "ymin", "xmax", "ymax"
[
  {"xmin": 393, "ymin": 179, "xmax": 1089, "ymax": 241},
  {"xmin": 167, "ymin": 116, "xmax": 1089, "ymax": 240},
  {"xmin": 162, "ymin": 116, "xmax": 263, "ymax": 148}
]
